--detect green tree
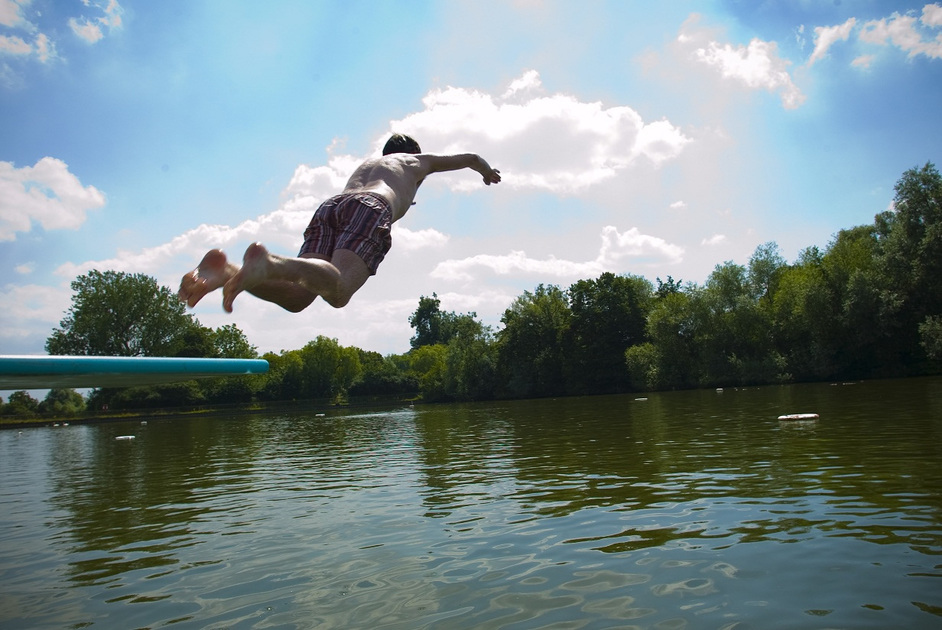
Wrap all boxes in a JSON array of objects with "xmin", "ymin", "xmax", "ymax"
[
  {"xmin": 172, "ymin": 324, "xmax": 217, "ymax": 358},
  {"xmin": 257, "ymin": 350, "xmax": 304, "ymax": 401},
  {"xmin": 642, "ymin": 289, "xmax": 704, "ymax": 389},
  {"xmin": 655, "ymin": 275, "xmax": 684, "ymax": 299},
  {"xmin": 212, "ymin": 324, "xmax": 258, "ymax": 359},
  {"xmin": 919, "ymin": 315, "xmax": 942, "ymax": 360},
  {"xmin": 567, "ymin": 273, "xmax": 653, "ymax": 394},
  {"xmin": 39, "ymin": 389, "xmax": 86, "ymax": 416},
  {"xmin": 1, "ymin": 391, "xmax": 41, "ymax": 417},
  {"xmin": 771, "ymin": 252, "xmax": 836, "ymax": 380},
  {"xmin": 46, "ymin": 270, "xmax": 198, "ymax": 357},
  {"xmin": 298, "ymin": 336, "xmax": 361, "ymax": 400},
  {"xmin": 409, "ymin": 294, "xmax": 447, "ymax": 348},
  {"xmin": 497, "ymin": 284, "xmax": 571, "ymax": 398},
  {"xmin": 875, "ymin": 162, "xmax": 942, "ymax": 366},
  {"xmin": 409, "ymin": 344, "xmax": 449, "ymax": 400},
  {"xmin": 702, "ymin": 259, "xmax": 780, "ymax": 385},
  {"xmin": 748, "ymin": 241, "xmax": 786, "ymax": 304},
  {"xmin": 350, "ymin": 351, "xmax": 417, "ymax": 397},
  {"xmin": 444, "ymin": 315, "xmax": 497, "ymax": 401}
]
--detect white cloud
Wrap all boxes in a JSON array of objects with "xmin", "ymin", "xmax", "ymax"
[
  {"xmin": 852, "ymin": 54, "xmax": 876, "ymax": 69},
  {"xmin": 0, "ymin": 31, "xmax": 56, "ymax": 64},
  {"xmin": 431, "ymin": 225, "xmax": 683, "ymax": 282},
  {"xmin": 14, "ymin": 262, "xmax": 34, "ymax": 274},
  {"xmin": 0, "ymin": 0, "xmax": 28, "ymax": 28},
  {"xmin": 859, "ymin": 5, "xmax": 942, "ymax": 59},
  {"xmin": 70, "ymin": 0, "xmax": 123, "ymax": 44},
  {"xmin": 925, "ymin": 3, "xmax": 942, "ymax": 28},
  {"xmin": 502, "ymin": 68, "xmax": 543, "ymax": 99},
  {"xmin": 391, "ymin": 225, "xmax": 449, "ymax": 251},
  {"xmin": 0, "ymin": 158, "xmax": 106, "ymax": 241},
  {"xmin": 0, "ymin": 34, "xmax": 30, "ymax": 56},
  {"xmin": 385, "ymin": 70, "xmax": 691, "ymax": 194},
  {"xmin": 0, "ymin": 283, "xmax": 71, "ymax": 346},
  {"xmin": 701, "ymin": 234, "xmax": 726, "ymax": 246},
  {"xmin": 0, "ymin": 1, "xmax": 58, "ymax": 66},
  {"xmin": 669, "ymin": 200, "xmax": 687, "ymax": 210},
  {"xmin": 808, "ymin": 18, "xmax": 856, "ymax": 66},
  {"xmin": 692, "ymin": 36, "xmax": 805, "ymax": 109},
  {"xmin": 69, "ymin": 18, "xmax": 104, "ymax": 44}
]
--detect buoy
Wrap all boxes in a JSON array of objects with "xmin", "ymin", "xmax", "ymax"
[{"xmin": 778, "ymin": 413, "xmax": 819, "ymax": 421}]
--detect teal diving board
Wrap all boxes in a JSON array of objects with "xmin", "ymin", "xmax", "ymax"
[{"xmin": 0, "ymin": 355, "xmax": 269, "ymax": 390}]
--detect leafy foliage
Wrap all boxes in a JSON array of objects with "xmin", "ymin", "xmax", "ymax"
[{"xmin": 46, "ymin": 270, "xmax": 198, "ymax": 357}]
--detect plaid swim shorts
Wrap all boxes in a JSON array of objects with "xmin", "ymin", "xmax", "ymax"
[{"xmin": 298, "ymin": 192, "xmax": 393, "ymax": 275}]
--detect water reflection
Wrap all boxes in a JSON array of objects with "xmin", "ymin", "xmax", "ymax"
[{"xmin": 0, "ymin": 378, "xmax": 940, "ymax": 628}]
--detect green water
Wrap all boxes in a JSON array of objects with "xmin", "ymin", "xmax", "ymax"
[{"xmin": 2, "ymin": 378, "xmax": 941, "ymax": 629}]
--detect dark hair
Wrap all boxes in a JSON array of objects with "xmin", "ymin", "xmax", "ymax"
[{"xmin": 382, "ymin": 133, "xmax": 422, "ymax": 155}]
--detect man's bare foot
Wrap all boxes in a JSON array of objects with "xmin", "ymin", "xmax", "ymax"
[
  {"xmin": 222, "ymin": 243, "xmax": 272, "ymax": 313},
  {"xmin": 178, "ymin": 249, "xmax": 238, "ymax": 308}
]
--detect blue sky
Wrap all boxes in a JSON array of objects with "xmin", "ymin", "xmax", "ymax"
[{"xmin": 2, "ymin": 0, "xmax": 942, "ymax": 366}]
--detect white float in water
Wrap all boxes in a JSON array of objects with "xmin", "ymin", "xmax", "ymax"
[{"xmin": 778, "ymin": 413, "xmax": 819, "ymax": 421}]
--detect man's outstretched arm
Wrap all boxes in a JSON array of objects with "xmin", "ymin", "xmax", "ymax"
[{"xmin": 417, "ymin": 154, "xmax": 501, "ymax": 185}]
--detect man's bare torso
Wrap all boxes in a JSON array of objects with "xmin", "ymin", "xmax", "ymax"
[{"xmin": 341, "ymin": 155, "xmax": 423, "ymax": 223}]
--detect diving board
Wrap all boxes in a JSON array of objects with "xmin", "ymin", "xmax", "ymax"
[{"xmin": 0, "ymin": 355, "xmax": 269, "ymax": 390}]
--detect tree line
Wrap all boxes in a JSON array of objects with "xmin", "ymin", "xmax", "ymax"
[{"xmin": 3, "ymin": 162, "xmax": 940, "ymax": 417}]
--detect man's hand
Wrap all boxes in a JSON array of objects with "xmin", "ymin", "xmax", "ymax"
[{"xmin": 477, "ymin": 156, "xmax": 501, "ymax": 186}]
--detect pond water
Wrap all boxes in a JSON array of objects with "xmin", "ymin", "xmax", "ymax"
[{"xmin": 1, "ymin": 377, "xmax": 941, "ymax": 629}]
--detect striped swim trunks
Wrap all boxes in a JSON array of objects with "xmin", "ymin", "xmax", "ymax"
[{"xmin": 298, "ymin": 192, "xmax": 393, "ymax": 275}]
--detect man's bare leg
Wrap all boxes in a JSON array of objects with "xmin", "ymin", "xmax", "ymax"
[
  {"xmin": 180, "ymin": 248, "xmax": 320, "ymax": 313},
  {"xmin": 222, "ymin": 242, "xmax": 349, "ymax": 313}
]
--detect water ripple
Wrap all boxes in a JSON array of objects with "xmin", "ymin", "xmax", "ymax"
[{"xmin": 1, "ymin": 380, "xmax": 941, "ymax": 628}]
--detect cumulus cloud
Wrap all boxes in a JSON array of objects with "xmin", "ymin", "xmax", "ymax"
[
  {"xmin": 431, "ymin": 225, "xmax": 683, "ymax": 282},
  {"xmin": 678, "ymin": 14, "xmax": 805, "ymax": 109},
  {"xmin": 384, "ymin": 70, "xmax": 691, "ymax": 194},
  {"xmin": 0, "ymin": 157, "xmax": 106, "ymax": 241},
  {"xmin": 859, "ymin": 4, "xmax": 942, "ymax": 59},
  {"xmin": 701, "ymin": 234, "xmax": 726, "ymax": 246},
  {"xmin": 0, "ymin": 283, "xmax": 71, "ymax": 346},
  {"xmin": 808, "ymin": 18, "xmax": 856, "ymax": 66},
  {"xmin": 925, "ymin": 3, "xmax": 942, "ymax": 27},
  {"xmin": 690, "ymin": 34, "xmax": 805, "ymax": 109},
  {"xmin": 392, "ymin": 225, "xmax": 449, "ymax": 251},
  {"xmin": 801, "ymin": 4, "xmax": 942, "ymax": 68}
]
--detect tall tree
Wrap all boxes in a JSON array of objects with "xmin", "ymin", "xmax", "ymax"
[
  {"xmin": 444, "ymin": 315, "xmax": 497, "ymax": 401},
  {"xmin": 567, "ymin": 273, "xmax": 653, "ymax": 394},
  {"xmin": 497, "ymin": 284, "xmax": 571, "ymax": 398},
  {"xmin": 409, "ymin": 294, "xmax": 446, "ymax": 349},
  {"xmin": 875, "ymin": 162, "xmax": 942, "ymax": 365},
  {"xmin": 46, "ymin": 270, "xmax": 198, "ymax": 357},
  {"xmin": 213, "ymin": 324, "xmax": 259, "ymax": 359}
]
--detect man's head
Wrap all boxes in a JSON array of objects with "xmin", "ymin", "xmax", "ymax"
[{"xmin": 382, "ymin": 134, "xmax": 421, "ymax": 155}]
